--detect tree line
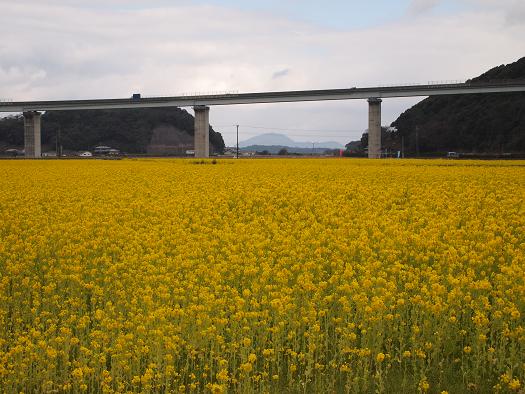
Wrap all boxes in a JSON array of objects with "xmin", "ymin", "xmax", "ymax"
[{"xmin": 0, "ymin": 107, "xmax": 225, "ymax": 154}]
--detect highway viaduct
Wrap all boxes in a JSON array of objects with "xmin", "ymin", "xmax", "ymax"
[{"xmin": 1, "ymin": 80, "xmax": 525, "ymax": 159}]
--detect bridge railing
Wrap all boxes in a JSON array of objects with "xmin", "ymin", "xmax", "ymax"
[
  {"xmin": 375, "ymin": 80, "xmax": 466, "ymax": 88},
  {"xmin": 143, "ymin": 90, "xmax": 240, "ymax": 99},
  {"xmin": 427, "ymin": 80, "xmax": 466, "ymax": 85},
  {"xmin": 374, "ymin": 79, "xmax": 525, "ymax": 90},
  {"xmin": 468, "ymin": 78, "xmax": 525, "ymax": 85}
]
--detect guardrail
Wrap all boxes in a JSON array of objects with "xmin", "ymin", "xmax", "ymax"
[
  {"xmin": 143, "ymin": 90, "xmax": 240, "ymax": 99},
  {"xmin": 375, "ymin": 80, "xmax": 466, "ymax": 88}
]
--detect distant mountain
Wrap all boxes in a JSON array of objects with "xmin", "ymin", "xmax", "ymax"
[
  {"xmin": 239, "ymin": 133, "xmax": 343, "ymax": 149},
  {"xmin": 241, "ymin": 145, "xmax": 336, "ymax": 155}
]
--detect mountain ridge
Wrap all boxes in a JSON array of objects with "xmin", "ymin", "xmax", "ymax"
[
  {"xmin": 239, "ymin": 133, "xmax": 343, "ymax": 149},
  {"xmin": 389, "ymin": 57, "xmax": 525, "ymax": 154}
]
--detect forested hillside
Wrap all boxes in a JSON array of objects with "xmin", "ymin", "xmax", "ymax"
[
  {"xmin": 0, "ymin": 107, "xmax": 225, "ymax": 154},
  {"xmin": 391, "ymin": 57, "xmax": 525, "ymax": 154}
]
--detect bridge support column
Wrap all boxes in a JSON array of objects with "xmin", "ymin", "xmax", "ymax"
[
  {"xmin": 194, "ymin": 105, "xmax": 210, "ymax": 158},
  {"xmin": 367, "ymin": 98, "xmax": 382, "ymax": 159},
  {"xmin": 23, "ymin": 111, "xmax": 42, "ymax": 158}
]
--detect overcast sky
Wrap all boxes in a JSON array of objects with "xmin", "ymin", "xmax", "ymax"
[{"xmin": 1, "ymin": 0, "xmax": 524, "ymax": 145}]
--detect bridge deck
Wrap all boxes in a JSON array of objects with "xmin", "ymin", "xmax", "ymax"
[{"xmin": 1, "ymin": 81, "xmax": 525, "ymax": 112}]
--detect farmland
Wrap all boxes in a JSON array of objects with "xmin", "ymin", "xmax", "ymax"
[{"xmin": 0, "ymin": 159, "xmax": 524, "ymax": 393}]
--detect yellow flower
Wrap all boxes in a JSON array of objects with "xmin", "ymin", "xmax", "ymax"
[
  {"xmin": 209, "ymin": 384, "xmax": 225, "ymax": 394},
  {"xmin": 262, "ymin": 348, "xmax": 274, "ymax": 357},
  {"xmin": 509, "ymin": 379, "xmax": 521, "ymax": 390},
  {"xmin": 216, "ymin": 369, "xmax": 229, "ymax": 382},
  {"xmin": 419, "ymin": 379, "xmax": 430, "ymax": 392},
  {"xmin": 71, "ymin": 368, "xmax": 83, "ymax": 380},
  {"xmin": 240, "ymin": 362, "xmax": 253, "ymax": 373}
]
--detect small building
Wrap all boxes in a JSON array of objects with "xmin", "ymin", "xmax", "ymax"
[
  {"xmin": 94, "ymin": 146, "xmax": 112, "ymax": 155},
  {"xmin": 5, "ymin": 148, "xmax": 24, "ymax": 157},
  {"xmin": 223, "ymin": 147, "xmax": 239, "ymax": 157}
]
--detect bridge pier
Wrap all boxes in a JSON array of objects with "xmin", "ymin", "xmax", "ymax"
[
  {"xmin": 194, "ymin": 105, "xmax": 210, "ymax": 158},
  {"xmin": 23, "ymin": 111, "xmax": 42, "ymax": 158},
  {"xmin": 368, "ymin": 98, "xmax": 382, "ymax": 159},
  {"xmin": 367, "ymin": 98, "xmax": 382, "ymax": 159}
]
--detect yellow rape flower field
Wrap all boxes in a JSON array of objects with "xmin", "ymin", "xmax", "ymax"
[{"xmin": 0, "ymin": 158, "xmax": 524, "ymax": 394}]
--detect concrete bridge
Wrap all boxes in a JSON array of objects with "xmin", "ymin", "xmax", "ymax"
[{"xmin": 1, "ymin": 80, "xmax": 525, "ymax": 158}]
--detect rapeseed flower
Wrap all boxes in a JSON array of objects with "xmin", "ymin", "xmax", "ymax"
[{"xmin": 0, "ymin": 158, "xmax": 523, "ymax": 392}]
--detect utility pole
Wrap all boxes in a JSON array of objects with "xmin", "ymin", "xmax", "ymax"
[
  {"xmin": 312, "ymin": 142, "xmax": 315, "ymax": 156},
  {"xmin": 415, "ymin": 126, "xmax": 420, "ymax": 157},
  {"xmin": 236, "ymin": 124, "xmax": 239, "ymax": 159},
  {"xmin": 56, "ymin": 125, "xmax": 62, "ymax": 158}
]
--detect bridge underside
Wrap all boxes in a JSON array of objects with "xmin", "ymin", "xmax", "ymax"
[{"xmin": 16, "ymin": 100, "xmax": 384, "ymax": 159}]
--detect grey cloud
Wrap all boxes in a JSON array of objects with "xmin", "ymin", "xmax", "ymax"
[
  {"xmin": 272, "ymin": 69, "xmax": 291, "ymax": 79},
  {"xmin": 507, "ymin": 8, "xmax": 525, "ymax": 25},
  {"xmin": 464, "ymin": 0, "xmax": 525, "ymax": 26},
  {"xmin": 408, "ymin": 0, "xmax": 442, "ymax": 14}
]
